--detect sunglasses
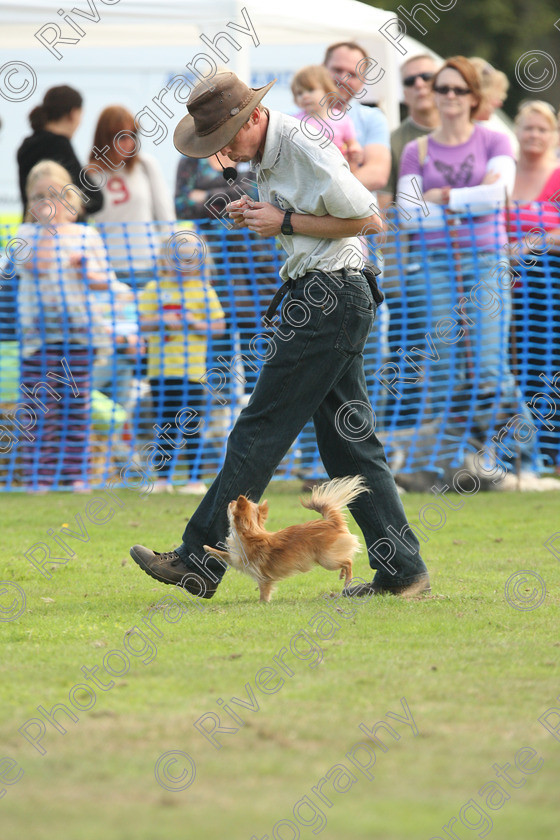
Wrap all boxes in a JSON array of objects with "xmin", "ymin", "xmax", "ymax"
[
  {"xmin": 403, "ymin": 72, "xmax": 434, "ymax": 87},
  {"xmin": 434, "ymin": 85, "xmax": 472, "ymax": 96}
]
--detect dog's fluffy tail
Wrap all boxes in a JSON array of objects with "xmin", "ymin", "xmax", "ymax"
[{"xmin": 301, "ymin": 475, "xmax": 368, "ymax": 523}]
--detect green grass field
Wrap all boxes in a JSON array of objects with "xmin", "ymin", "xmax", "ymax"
[{"xmin": 2, "ymin": 485, "xmax": 559, "ymax": 840}]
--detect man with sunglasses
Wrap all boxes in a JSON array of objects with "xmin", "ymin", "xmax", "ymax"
[{"xmin": 383, "ymin": 54, "xmax": 440, "ymax": 200}]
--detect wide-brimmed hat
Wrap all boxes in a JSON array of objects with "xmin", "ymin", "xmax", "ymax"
[{"xmin": 173, "ymin": 71, "xmax": 276, "ymax": 158}]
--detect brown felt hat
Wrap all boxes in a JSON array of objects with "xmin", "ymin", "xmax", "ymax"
[{"xmin": 173, "ymin": 71, "xmax": 276, "ymax": 158}]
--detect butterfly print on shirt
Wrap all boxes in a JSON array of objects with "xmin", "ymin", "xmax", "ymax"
[{"xmin": 434, "ymin": 154, "xmax": 475, "ymax": 187}]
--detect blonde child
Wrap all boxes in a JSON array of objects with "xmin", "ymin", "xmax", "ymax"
[
  {"xmin": 291, "ymin": 65, "xmax": 363, "ymax": 172},
  {"xmin": 18, "ymin": 160, "xmax": 112, "ymax": 492},
  {"xmin": 138, "ymin": 227, "xmax": 225, "ymax": 493}
]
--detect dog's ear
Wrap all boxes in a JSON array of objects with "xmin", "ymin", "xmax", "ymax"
[
  {"xmin": 258, "ymin": 500, "xmax": 269, "ymax": 524},
  {"xmin": 236, "ymin": 495, "xmax": 248, "ymax": 508}
]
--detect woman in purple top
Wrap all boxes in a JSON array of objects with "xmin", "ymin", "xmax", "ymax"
[{"xmin": 396, "ymin": 56, "xmax": 538, "ymax": 473}]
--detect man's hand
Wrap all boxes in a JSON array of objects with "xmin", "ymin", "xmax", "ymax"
[
  {"xmin": 346, "ymin": 140, "xmax": 364, "ymax": 167},
  {"xmin": 354, "ymin": 143, "xmax": 391, "ymax": 191},
  {"xmin": 226, "ymin": 195, "xmax": 254, "ymax": 229},
  {"xmin": 241, "ymin": 202, "xmax": 284, "ymax": 237},
  {"xmin": 226, "ymin": 197, "xmax": 284, "ymax": 236},
  {"xmin": 228, "ymin": 200, "xmax": 384, "ymax": 240}
]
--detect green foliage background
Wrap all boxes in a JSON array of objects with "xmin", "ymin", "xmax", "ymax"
[{"xmin": 362, "ymin": 0, "xmax": 560, "ymax": 117}]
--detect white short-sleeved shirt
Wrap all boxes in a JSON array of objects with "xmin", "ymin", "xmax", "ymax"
[{"xmin": 254, "ymin": 111, "xmax": 376, "ymax": 281}]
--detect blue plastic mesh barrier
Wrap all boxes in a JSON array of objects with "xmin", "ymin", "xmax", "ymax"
[{"xmin": 0, "ymin": 208, "xmax": 558, "ymax": 492}]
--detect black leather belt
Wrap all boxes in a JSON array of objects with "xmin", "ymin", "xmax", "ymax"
[
  {"xmin": 263, "ymin": 264, "xmax": 383, "ymax": 324},
  {"xmin": 362, "ymin": 263, "xmax": 384, "ymax": 305},
  {"xmin": 264, "ymin": 277, "xmax": 295, "ymax": 323}
]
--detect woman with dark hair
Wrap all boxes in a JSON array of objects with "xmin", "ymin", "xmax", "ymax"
[
  {"xmin": 17, "ymin": 85, "xmax": 103, "ymax": 218},
  {"xmin": 397, "ymin": 56, "xmax": 541, "ymax": 480},
  {"xmin": 87, "ymin": 105, "xmax": 174, "ymax": 286}
]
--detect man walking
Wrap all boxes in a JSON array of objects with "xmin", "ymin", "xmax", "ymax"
[{"xmin": 130, "ymin": 71, "xmax": 430, "ymax": 599}]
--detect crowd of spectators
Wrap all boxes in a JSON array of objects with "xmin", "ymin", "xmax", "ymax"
[{"xmin": 3, "ymin": 43, "xmax": 560, "ymax": 492}]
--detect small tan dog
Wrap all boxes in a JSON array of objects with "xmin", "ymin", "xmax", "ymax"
[{"xmin": 204, "ymin": 476, "xmax": 368, "ymax": 602}]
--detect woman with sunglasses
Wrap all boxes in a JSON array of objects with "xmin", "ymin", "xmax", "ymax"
[
  {"xmin": 508, "ymin": 100, "xmax": 560, "ymax": 469},
  {"xmin": 397, "ymin": 56, "xmax": 540, "ymax": 480}
]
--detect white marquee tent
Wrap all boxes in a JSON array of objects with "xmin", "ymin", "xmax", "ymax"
[
  {"xmin": 0, "ymin": 0, "xmax": 440, "ymax": 211},
  {"xmin": 0, "ymin": 0, "xmax": 510, "ymax": 213}
]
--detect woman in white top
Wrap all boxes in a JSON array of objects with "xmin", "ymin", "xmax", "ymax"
[{"xmin": 88, "ymin": 105, "xmax": 175, "ymax": 287}]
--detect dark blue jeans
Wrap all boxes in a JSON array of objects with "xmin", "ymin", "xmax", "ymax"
[{"xmin": 177, "ymin": 268, "xmax": 428, "ymax": 589}]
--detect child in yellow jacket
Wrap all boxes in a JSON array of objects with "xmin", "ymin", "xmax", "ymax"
[{"xmin": 138, "ymin": 228, "xmax": 225, "ymax": 493}]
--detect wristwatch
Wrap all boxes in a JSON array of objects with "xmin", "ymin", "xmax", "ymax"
[{"xmin": 281, "ymin": 210, "xmax": 294, "ymax": 235}]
